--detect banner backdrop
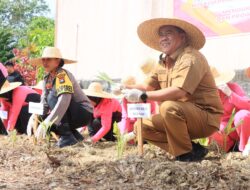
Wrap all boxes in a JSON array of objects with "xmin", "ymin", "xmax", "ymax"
[{"xmin": 174, "ymin": 0, "xmax": 250, "ymax": 37}]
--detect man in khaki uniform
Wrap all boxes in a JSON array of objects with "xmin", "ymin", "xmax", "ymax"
[{"xmin": 123, "ymin": 18, "xmax": 223, "ymax": 161}]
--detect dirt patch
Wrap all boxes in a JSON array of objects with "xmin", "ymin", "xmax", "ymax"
[{"xmin": 0, "ymin": 135, "xmax": 249, "ymax": 190}]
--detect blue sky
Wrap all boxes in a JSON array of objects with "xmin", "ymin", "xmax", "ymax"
[{"xmin": 45, "ymin": 0, "xmax": 56, "ymax": 19}]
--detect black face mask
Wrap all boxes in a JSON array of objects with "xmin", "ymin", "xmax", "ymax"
[
  {"xmin": 87, "ymin": 96, "xmax": 102, "ymax": 106},
  {"xmin": 0, "ymin": 91, "xmax": 13, "ymax": 102}
]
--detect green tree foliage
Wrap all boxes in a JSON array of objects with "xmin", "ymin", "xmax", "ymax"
[
  {"xmin": 0, "ymin": 0, "xmax": 49, "ymax": 33},
  {"xmin": 19, "ymin": 16, "xmax": 55, "ymax": 56},
  {"xmin": 0, "ymin": 28, "xmax": 16, "ymax": 63}
]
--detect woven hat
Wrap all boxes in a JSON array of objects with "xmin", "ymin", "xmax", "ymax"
[
  {"xmin": 29, "ymin": 47, "xmax": 76, "ymax": 65},
  {"xmin": 210, "ymin": 67, "xmax": 235, "ymax": 86},
  {"xmin": 121, "ymin": 76, "xmax": 136, "ymax": 86},
  {"xmin": 137, "ymin": 18, "xmax": 205, "ymax": 52},
  {"xmin": 0, "ymin": 64, "xmax": 21, "ymax": 95},
  {"xmin": 83, "ymin": 82, "xmax": 114, "ymax": 99},
  {"xmin": 140, "ymin": 58, "xmax": 156, "ymax": 75}
]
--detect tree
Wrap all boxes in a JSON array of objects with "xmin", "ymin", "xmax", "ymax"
[
  {"xmin": 0, "ymin": 0, "xmax": 49, "ymax": 31},
  {"xmin": 0, "ymin": 28, "xmax": 16, "ymax": 63},
  {"xmin": 19, "ymin": 16, "xmax": 55, "ymax": 57}
]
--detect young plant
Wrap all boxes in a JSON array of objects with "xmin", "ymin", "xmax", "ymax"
[
  {"xmin": 96, "ymin": 71, "xmax": 115, "ymax": 85},
  {"xmin": 113, "ymin": 121, "xmax": 126, "ymax": 159},
  {"xmin": 222, "ymin": 108, "xmax": 243, "ymax": 151},
  {"xmin": 9, "ymin": 129, "xmax": 17, "ymax": 146},
  {"xmin": 38, "ymin": 117, "xmax": 58, "ymax": 149}
]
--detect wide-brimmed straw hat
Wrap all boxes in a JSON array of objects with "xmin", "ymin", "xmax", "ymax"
[
  {"xmin": 121, "ymin": 76, "xmax": 136, "ymax": 86},
  {"xmin": 83, "ymin": 82, "xmax": 114, "ymax": 99},
  {"xmin": 0, "ymin": 81, "xmax": 22, "ymax": 94},
  {"xmin": 140, "ymin": 58, "xmax": 156, "ymax": 75},
  {"xmin": 29, "ymin": 47, "xmax": 77, "ymax": 65},
  {"xmin": 137, "ymin": 18, "xmax": 205, "ymax": 52},
  {"xmin": 0, "ymin": 63, "xmax": 21, "ymax": 94},
  {"xmin": 210, "ymin": 67, "xmax": 235, "ymax": 86}
]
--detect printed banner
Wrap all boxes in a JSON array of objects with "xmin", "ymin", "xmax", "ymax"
[{"xmin": 174, "ymin": 0, "xmax": 250, "ymax": 37}]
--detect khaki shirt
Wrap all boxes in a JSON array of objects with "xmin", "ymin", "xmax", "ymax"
[{"xmin": 146, "ymin": 46, "xmax": 223, "ymax": 127}]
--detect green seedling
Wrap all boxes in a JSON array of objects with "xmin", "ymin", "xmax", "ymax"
[
  {"xmin": 9, "ymin": 129, "xmax": 17, "ymax": 146},
  {"xmin": 222, "ymin": 108, "xmax": 243, "ymax": 151},
  {"xmin": 113, "ymin": 122, "xmax": 126, "ymax": 159}
]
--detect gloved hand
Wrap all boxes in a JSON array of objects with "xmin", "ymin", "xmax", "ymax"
[
  {"xmin": 27, "ymin": 114, "xmax": 36, "ymax": 136},
  {"xmin": 218, "ymin": 84, "xmax": 232, "ymax": 96},
  {"xmin": 35, "ymin": 120, "xmax": 50, "ymax": 139},
  {"xmin": 122, "ymin": 89, "xmax": 143, "ymax": 102},
  {"xmin": 111, "ymin": 83, "xmax": 125, "ymax": 95}
]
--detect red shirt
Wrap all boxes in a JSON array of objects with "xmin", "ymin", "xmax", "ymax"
[{"xmin": 91, "ymin": 98, "xmax": 122, "ymax": 142}]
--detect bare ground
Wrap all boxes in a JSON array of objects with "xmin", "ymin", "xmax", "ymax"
[{"xmin": 0, "ymin": 135, "xmax": 250, "ymax": 190}]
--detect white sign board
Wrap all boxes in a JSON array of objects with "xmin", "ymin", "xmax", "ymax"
[
  {"xmin": 127, "ymin": 103, "xmax": 151, "ymax": 118},
  {"xmin": 0, "ymin": 110, "xmax": 8, "ymax": 119},
  {"xmin": 28, "ymin": 102, "xmax": 44, "ymax": 115}
]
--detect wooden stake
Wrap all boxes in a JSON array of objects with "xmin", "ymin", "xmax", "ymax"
[
  {"xmin": 137, "ymin": 118, "xmax": 143, "ymax": 156},
  {"xmin": 33, "ymin": 114, "xmax": 39, "ymax": 134}
]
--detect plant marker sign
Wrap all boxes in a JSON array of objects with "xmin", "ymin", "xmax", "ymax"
[{"xmin": 127, "ymin": 103, "xmax": 151, "ymax": 156}]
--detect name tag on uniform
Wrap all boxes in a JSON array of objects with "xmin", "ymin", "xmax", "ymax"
[
  {"xmin": 29, "ymin": 102, "xmax": 44, "ymax": 115},
  {"xmin": 127, "ymin": 103, "xmax": 151, "ymax": 118},
  {"xmin": 0, "ymin": 110, "xmax": 8, "ymax": 119}
]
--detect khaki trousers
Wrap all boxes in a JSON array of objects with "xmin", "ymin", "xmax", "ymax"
[{"xmin": 134, "ymin": 101, "xmax": 219, "ymax": 157}]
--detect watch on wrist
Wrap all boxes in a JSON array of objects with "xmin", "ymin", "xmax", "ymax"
[{"xmin": 140, "ymin": 92, "xmax": 148, "ymax": 103}]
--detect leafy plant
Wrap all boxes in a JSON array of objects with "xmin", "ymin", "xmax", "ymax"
[
  {"xmin": 223, "ymin": 108, "xmax": 243, "ymax": 151},
  {"xmin": 96, "ymin": 72, "xmax": 115, "ymax": 85},
  {"xmin": 9, "ymin": 129, "xmax": 17, "ymax": 146},
  {"xmin": 38, "ymin": 117, "xmax": 58, "ymax": 149},
  {"xmin": 193, "ymin": 138, "xmax": 209, "ymax": 147},
  {"xmin": 113, "ymin": 122, "xmax": 126, "ymax": 158}
]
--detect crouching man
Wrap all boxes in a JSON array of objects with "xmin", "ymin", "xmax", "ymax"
[{"xmin": 123, "ymin": 18, "xmax": 223, "ymax": 161}]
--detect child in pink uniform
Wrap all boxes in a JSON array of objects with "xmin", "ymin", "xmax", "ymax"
[
  {"xmin": 0, "ymin": 64, "xmax": 40, "ymax": 134},
  {"xmin": 84, "ymin": 82, "xmax": 122, "ymax": 142},
  {"xmin": 210, "ymin": 68, "xmax": 250, "ymax": 152}
]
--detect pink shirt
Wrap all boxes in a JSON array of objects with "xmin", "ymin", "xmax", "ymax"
[
  {"xmin": 91, "ymin": 98, "xmax": 122, "ymax": 142},
  {"xmin": 219, "ymin": 83, "xmax": 250, "ymax": 127},
  {"xmin": 0, "ymin": 86, "xmax": 38, "ymax": 131}
]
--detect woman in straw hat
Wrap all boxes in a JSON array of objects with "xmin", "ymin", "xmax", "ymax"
[
  {"xmin": 122, "ymin": 18, "xmax": 224, "ymax": 161},
  {"xmin": 28, "ymin": 47, "xmax": 93, "ymax": 148},
  {"xmin": 84, "ymin": 82, "xmax": 122, "ymax": 142},
  {"xmin": 0, "ymin": 63, "xmax": 40, "ymax": 135},
  {"xmin": 210, "ymin": 67, "xmax": 250, "ymax": 153}
]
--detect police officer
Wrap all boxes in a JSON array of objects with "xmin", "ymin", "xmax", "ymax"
[{"xmin": 28, "ymin": 47, "xmax": 93, "ymax": 148}]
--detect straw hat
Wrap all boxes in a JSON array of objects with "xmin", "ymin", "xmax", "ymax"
[
  {"xmin": 29, "ymin": 47, "xmax": 77, "ymax": 65},
  {"xmin": 137, "ymin": 18, "xmax": 205, "ymax": 52},
  {"xmin": 0, "ymin": 81, "xmax": 22, "ymax": 95},
  {"xmin": 31, "ymin": 80, "xmax": 44, "ymax": 90},
  {"xmin": 210, "ymin": 67, "xmax": 235, "ymax": 86},
  {"xmin": 121, "ymin": 76, "xmax": 136, "ymax": 86},
  {"xmin": 0, "ymin": 64, "xmax": 22, "ymax": 94},
  {"xmin": 83, "ymin": 82, "xmax": 114, "ymax": 99},
  {"xmin": 140, "ymin": 58, "xmax": 156, "ymax": 75}
]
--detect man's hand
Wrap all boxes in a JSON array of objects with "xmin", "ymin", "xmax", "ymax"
[
  {"xmin": 122, "ymin": 89, "xmax": 144, "ymax": 102},
  {"xmin": 218, "ymin": 84, "xmax": 232, "ymax": 96}
]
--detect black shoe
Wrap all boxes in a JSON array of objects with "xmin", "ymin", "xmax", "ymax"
[
  {"xmin": 57, "ymin": 133, "xmax": 78, "ymax": 148},
  {"xmin": 176, "ymin": 142, "xmax": 208, "ymax": 162},
  {"xmin": 191, "ymin": 142, "xmax": 208, "ymax": 158},
  {"xmin": 72, "ymin": 129, "xmax": 84, "ymax": 142}
]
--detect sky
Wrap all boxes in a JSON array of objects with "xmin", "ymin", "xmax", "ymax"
[{"xmin": 45, "ymin": 0, "xmax": 56, "ymax": 19}]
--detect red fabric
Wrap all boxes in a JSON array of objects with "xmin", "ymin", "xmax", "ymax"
[
  {"xmin": 91, "ymin": 98, "xmax": 122, "ymax": 142},
  {"xmin": 0, "ymin": 86, "xmax": 38, "ymax": 131},
  {"xmin": 210, "ymin": 82, "xmax": 250, "ymax": 151}
]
